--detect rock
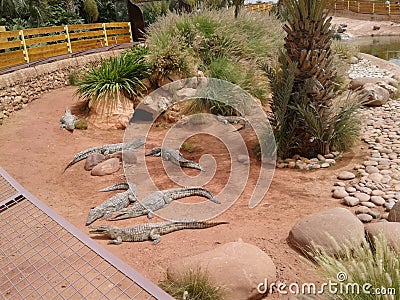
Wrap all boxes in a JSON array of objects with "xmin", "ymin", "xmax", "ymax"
[
  {"xmin": 237, "ymin": 155, "xmax": 250, "ymax": 165},
  {"xmin": 343, "ymin": 196, "xmax": 359, "ymax": 207},
  {"xmin": 373, "ymin": 25, "xmax": 380, "ymax": 30},
  {"xmin": 356, "ymin": 206, "xmax": 371, "ymax": 214},
  {"xmin": 332, "ymin": 188, "xmax": 348, "ymax": 199},
  {"xmin": 365, "ymin": 223, "xmax": 400, "ymax": 253},
  {"xmin": 91, "ymin": 158, "xmax": 120, "ymax": 176},
  {"xmin": 357, "ymin": 213, "xmax": 373, "ymax": 223},
  {"xmin": 361, "ymin": 201, "xmax": 376, "ymax": 208},
  {"xmin": 365, "ymin": 165, "xmax": 379, "ymax": 174},
  {"xmin": 370, "ymin": 196, "xmax": 385, "ymax": 206},
  {"xmin": 87, "ymin": 96, "xmax": 134, "ymax": 130},
  {"xmin": 350, "ymin": 77, "xmax": 396, "ymax": 90},
  {"xmin": 354, "ymin": 192, "xmax": 370, "ymax": 202},
  {"xmin": 122, "ymin": 150, "xmax": 137, "ymax": 165},
  {"xmin": 167, "ymin": 241, "xmax": 276, "ymax": 300},
  {"xmin": 349, "ymin": 56, "xmax": 359, "ymax": 64},
  {"xmin": 368, "ymin": 173, "xmax": 383, "ymax": 183},
  {"xmin": 321, "ymin": 162, "xmax": 330, "ymax": 168},
  {"xmin": 84, "ymin": 153, "xmax": 105, "ymax": 171},
  {"xmin": 288, "ymin": 208, "xmax": 365, "ymax": 256},
  {"xmin": 362, "ymin": 83, "xmax": 390, "ymax": 107},
  {"xmin": 388, "ymin": 201, "xmax": 400, "ymax": 222},
  {"xmin": 338, "ymin": 171, "xmax": 356, "ymax": 180},
  {"xmin": 176, "ymin": 88, "xmax": 197, "ymax": 99}
]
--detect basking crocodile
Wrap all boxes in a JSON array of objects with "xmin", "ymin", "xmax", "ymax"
[
  {"xmin": 60, "ymin": 108, "xmax": 77, "ymax": 132},
  {"xmin": 86, "ymin": 183, "xmax": 138, "ymax": 225},
  {"xmin": 89, "ymin": 219, "xmax": 228, "ymax": 244},
  {"xmin": 216, "ymin": 115, "xmax": 249, "ymax": 131},
  {"xmin": 145, "ymin": 146, "xmax": 205, "ymax": 171},
  {"xmin": 64, "ymin": 136, "xmax": 145, "ymax": 172},
  {"xmin": 109, "ymin": 186, "xmax": 220, "ymax": 221}
]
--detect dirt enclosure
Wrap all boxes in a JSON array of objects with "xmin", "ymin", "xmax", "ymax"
[{"xmin": 0, "ymin": 86, "xmax": 369, "ymax": 297}]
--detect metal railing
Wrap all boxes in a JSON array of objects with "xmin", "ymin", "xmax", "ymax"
[
  {"xmin": 0, "ymin": 22, "xmax": 133, "ymax": 70},
  {"xmin": 0, "ymin": 167, "xmax": 174, "ymax": 300}
]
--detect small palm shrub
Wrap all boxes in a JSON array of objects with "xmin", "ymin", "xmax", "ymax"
[
  {"xmin": 313, "ymin": 235, "xmax": 400, "ymax": 300},
  {"xmin": 76, "ymin": 50, "xmax": 150, "ymax": 113},
  {"xmin": 160, "ymin": 268, "xmax": 225, "ymax": 300}
]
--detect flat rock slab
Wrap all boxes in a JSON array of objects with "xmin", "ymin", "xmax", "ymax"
[
  {"xmin": 288, "ymin": 208, "xmax": 365, "ymax": 257},
  {"xmin": 167, "ymin": 241, "xmax": 276, "ymax": 300},
  {"xmin": 365, "ymin": 222, "xmax": 400, "ymax": 253},
  {"xmin": 91, "ymin": 157, "xmax": 120, "ymax": 176}
]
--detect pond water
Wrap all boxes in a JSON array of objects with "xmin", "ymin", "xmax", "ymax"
[{"xmin": 349, "ymin": 36, "xmax": 400, "ymax": 66}]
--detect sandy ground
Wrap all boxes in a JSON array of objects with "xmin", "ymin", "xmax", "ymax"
[
  {"xmin": 0, "ymin": 86, "xmax": 370, "ymax": 298},
  {"xmin": 331, "ymin": 16, "xmax": 400, "ymax": 37},
  {"xmin": 0, "ymin": 16, "xmax": 399, "ymax": 299}
]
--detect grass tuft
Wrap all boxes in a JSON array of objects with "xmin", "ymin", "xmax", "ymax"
[{"xmin": 160, "ymin": 268, "xmax": 225, "ymax": 300}]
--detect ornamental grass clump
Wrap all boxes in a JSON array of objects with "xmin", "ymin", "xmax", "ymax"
[{"xmin": 313, "ymin": 235, "xmax": 400, "ymax": 300}]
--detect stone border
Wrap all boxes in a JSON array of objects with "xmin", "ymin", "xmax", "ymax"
[{"xmin": 0, "ymin": 49, "xmax": 127, "ymax": 124}]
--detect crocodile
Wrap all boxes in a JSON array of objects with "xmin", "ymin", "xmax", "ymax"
[
  {"xmin": 60, "ymin": 108, "xmax": 77, "ymax": 132},
  {"xmin": 89, "ymin": 219, "xmax": 228, "ymax": 244},
  {"xmin": 64, "ymin": 136, "xmax": 145, "ymax": 172},
  {"xmin": 109, "ymin": 186, "xmax": 220, "ymax": 221},
  {"xmin": 145, "ymin": 146, "xmax": 205, "ymax": 171},
  {"xmin": 86, "ymin": 183, "xmax": 138, "ymax": 225},
  {"xmin": 216, "ymin": 115, "xmax": 249, "ymax": 131}
]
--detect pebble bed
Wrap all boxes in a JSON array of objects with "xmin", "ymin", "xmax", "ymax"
[{"xmin": 332, "ymin": 58, "xmax": 400, "ymax": 223}]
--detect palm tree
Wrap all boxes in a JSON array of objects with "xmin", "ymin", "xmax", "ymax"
[{"xmin": 264, "ymin": 0, "xmax": 361, "ymax": 158}]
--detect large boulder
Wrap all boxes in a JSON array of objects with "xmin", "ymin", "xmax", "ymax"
[
  {"xmin": 388, "ymin": 201, "xmax": 400, "ymax": 222},
  {"xmin": 362, "ymin": 83, "xmax": 390, "ymax": 106},
  {"xmin": 365, "ymin": 222, "xmax": 400, "ymax": 253},
  {"xmin": 288, "ymin": 208, "xmax": 365, "ymax": 256},
  {"xmin": 350, "ymin": 77, "xmax": 398, "ymax": 90},
  {"xmin": 86, "ymin": 94, "xmax": 134, "ymax": 130},
  {"xmin": 167, "ymin": 241, "xmax": 276, "ymax": 300}
]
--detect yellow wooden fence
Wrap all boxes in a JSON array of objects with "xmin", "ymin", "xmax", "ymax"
[
  {"xmin": 0, "ymin": 22, "xmax": 133, "ymax": 70},
  {"xmin": 326, "ymin": 0, "xmax": 400, "ymax": 16},
  {"xmin": 245, "ymin": 3, "xmax": 274, "ymax": 13}
]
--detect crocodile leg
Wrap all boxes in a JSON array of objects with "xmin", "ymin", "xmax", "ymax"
[{"xmin": 149, "ymin": 229, "xmax": 161, "ymax": 245}]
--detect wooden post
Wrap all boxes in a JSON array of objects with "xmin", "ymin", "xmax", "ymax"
[
  {"xmin": 127, "ymin": 22, "xmax": 133, "ymax": 43},
  {"xmin": 64, "ymin": 25, "xmax": 72, "ymax": 53},
  {"xmin": 102, "ymin": 23, "xmax": 109, "ymax": 46},
  {"xmin": 357, "ymin": 1, "xmax": 360, "ymax": 13},
  {"xmin": 19, "ymin": 30, "xmax": 29, "ymax": 63},
  {"xmin": 388, "ymin": 3, "xmax": 391, "ymax": 15},
  {"xmin": 347, "ymin": 0, "xmax": 350, "ymax": 10},
  {"xmin": 372, "ymin": 2, "xmax": 375, "ymax": 14}
]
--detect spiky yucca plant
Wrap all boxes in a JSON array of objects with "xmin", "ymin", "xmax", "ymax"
[{"xmin": 265, "ymin": 0, "xmax": 361, "ymax": 158}]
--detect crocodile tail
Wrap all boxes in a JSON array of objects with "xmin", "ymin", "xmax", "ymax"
[
  {"xmin": 145, "ymin": 147, "xmax": 161, "ymax": 156},
  {"xmin": 162, "ymin": 220, "xmax": 228, "ymax": 234},
  {"xmin": 188, "ymin": 187, "xmax": 220, "ymax": 204},
  {"xmin": 180, "ymin": 161, "xmax": 205, "ymax": 172},
  {"xmin": 98, "ymin": 182, "xmax": 130, "ymax": 192}
]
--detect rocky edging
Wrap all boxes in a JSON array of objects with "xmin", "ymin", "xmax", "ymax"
[{"xmin": 0, "ymin": 50, "xmax": 125, "ymax": 125}]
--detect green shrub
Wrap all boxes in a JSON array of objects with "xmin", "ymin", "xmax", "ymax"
[
  {"xmin": 141, "ymin": 1, "xmax": 169, "ymax": 27},
  {"xmin": 313, "ymin": 235, "xmax": 400, "ymax": 300},
  {"xmin": 160, "ymin": 268, "xmax": 225, "ymax": 300},
  {"xmin": 83, "ymin": 0, "xmax": 99, "ymax": 23},
  {"xmin": 146, "ymin": 9, "xmax": 284, "ymax": 104}
]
